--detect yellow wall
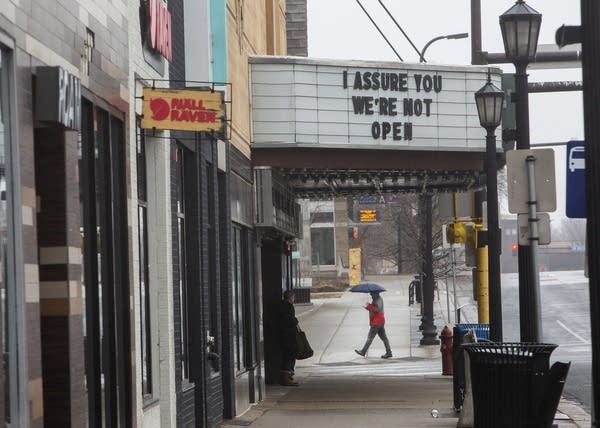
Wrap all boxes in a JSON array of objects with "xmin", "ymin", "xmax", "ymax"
[{"xmin": 227, "ymin": 0, "xmax": 287, "ymax": 157}]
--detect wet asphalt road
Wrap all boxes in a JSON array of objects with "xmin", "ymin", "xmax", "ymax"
[{"xmin": 500, "ymin": 271, "xmax": 592, "ymax": 413}]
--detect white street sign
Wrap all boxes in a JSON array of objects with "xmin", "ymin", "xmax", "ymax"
[
  {"xmin": 517, "ymin": 213, "xmax": 551, "ymax": 245},
  {"xmin": 506, "ymin": 149, "xmax": 557, "ymax": 214}
]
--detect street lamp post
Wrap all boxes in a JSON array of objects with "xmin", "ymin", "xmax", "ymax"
[
  {"xmin": 475, "ymin": 74, "xmax": 505, "ymax": 342},
  {"xmin": 499, "ymin": 0, "xmax": 542, "ymax": 343},
  {"xmin": 419, "ymin": 33, "xmax": 469, "ymax": 63},
  {"xmin": 416, "ymin": 30, "xmax": 468, "ymax": 346},
  {"xmin": 419, "ymin": 192, "xmax": 439, "ymax": 345}
]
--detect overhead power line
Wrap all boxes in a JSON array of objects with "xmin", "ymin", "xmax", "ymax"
[
  {"xmin": 355, "ymin": 0, "xmax": 403, "ymax": 62},
  {"xmin": 377, "ymin": 0, "xmax": 423, "ymax": 61}
]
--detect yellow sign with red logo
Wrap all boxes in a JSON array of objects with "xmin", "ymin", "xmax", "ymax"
[{"xmin": 141, "ymin": 87, "xmax": 224, "ymax": 132}]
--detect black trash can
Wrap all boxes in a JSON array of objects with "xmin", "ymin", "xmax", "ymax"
[
  {"xmin": 452, "ymin": 323, "xmax": 489, "ymax": 411},
  {"xmin": 463, "ymin": 342, "xmax": 562, "ymax": 428}
]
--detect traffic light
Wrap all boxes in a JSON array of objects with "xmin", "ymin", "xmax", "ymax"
[
  {"xmin": 511, "ymin": 242, "xmax": 518, "ymax": 256},
  {"xmin": 446, "ymin": 222, "xmax": 466, "ymax": 244}
]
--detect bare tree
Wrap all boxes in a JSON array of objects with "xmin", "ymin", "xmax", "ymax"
[
  {"xmin": 552, "ymin": 218, "xmax": 586, "ymax": 243},
  {"xmin": 359, "ymin": 193, "xmax": 450, "ymax": 277}
]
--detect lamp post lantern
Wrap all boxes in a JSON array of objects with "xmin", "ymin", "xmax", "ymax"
[
  {"xmin": 499, "ymin": 0, "xmax": 542, "ymax": 63},
  {"xmin": 499, "ymin": 0, "xmax": 542, "ymax": 342},
  {"xmin": 475, "ymin": 74, "xmax": 504, "ymax": 342}
]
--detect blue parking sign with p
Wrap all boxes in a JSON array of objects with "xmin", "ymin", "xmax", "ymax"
[{"xmin": 566, "ymin": 140, "xmax": 586, "ymax": 218}]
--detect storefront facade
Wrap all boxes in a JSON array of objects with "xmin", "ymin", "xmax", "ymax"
[
  {"xmin": 0, "ymin": 1, "xmax": 133, "ymax": 426},
  {"xmin": 0, "ymin": 0, "xmax": 299, "ymax": 426}
]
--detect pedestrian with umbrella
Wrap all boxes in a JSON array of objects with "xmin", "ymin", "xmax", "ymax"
[{"xmin": 351, "ymin": 283, "xmax": 393, "ymax": 359}]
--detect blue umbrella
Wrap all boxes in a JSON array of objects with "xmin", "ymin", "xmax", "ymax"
[{"xmin": 350, "ymin": 282, "xmax": 386, "ymax": 293}]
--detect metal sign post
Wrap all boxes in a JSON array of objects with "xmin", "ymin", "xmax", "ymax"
[
  {"xmin": 507, "ymin": 148, "xmax": 556, "ymax": 343},
  {"xmin": 525, "ymin": 155, "xmax": 543, "ymax": 342},
  {"xmin": 452, "ymin": 244, "xmax": 458, "ymax": 324}
]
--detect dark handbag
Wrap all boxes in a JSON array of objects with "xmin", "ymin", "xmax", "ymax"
[{"xmin": 295, "ymin": 327, "xmax": 314, "ymax": 360}]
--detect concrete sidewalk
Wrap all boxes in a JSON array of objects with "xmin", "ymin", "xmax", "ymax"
[{"xmin": 222, "ymin": 275, "xmax": 591, "ymax": 428}]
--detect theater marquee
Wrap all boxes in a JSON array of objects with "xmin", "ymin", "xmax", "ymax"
[
  {"xmin": 141, "ymin": 88, "xmax": 225, "ymax": 132},
  {"xmin": 250, "ymin": 56, "xmax": 502, "ymax": 152}
]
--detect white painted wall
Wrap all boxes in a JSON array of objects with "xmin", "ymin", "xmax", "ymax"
[{"xmin": 128, "ymin": 1, "xmax": 176, "ymax": 426}]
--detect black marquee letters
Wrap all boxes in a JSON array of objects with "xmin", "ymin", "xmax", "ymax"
[{"xmin": 344, "ymin": 70, "xmax": 442, "ymax": 142}]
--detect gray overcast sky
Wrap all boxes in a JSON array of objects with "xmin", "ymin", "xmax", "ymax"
[{"xmin": 306, "ymin": 0, "xmax": 583, "ymax": 220}]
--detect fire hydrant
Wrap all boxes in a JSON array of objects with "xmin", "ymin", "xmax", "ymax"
[{"xmin": 440, "ymin": 326, "xmax": 453, "ymax": 376}]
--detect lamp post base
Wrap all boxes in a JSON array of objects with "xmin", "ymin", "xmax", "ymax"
[{"xmin": 420, "ymin": 324, "xmax": 440, "ymax": 346}]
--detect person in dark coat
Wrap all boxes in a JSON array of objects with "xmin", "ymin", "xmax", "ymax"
[{"xmin": 278, "ymin": 290, "xmax": 299, "ymax": 386}]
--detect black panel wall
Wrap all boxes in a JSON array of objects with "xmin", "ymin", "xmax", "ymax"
[{"xmin": 261, "ymin": 239, "xmax": 285, "ymax": 385}]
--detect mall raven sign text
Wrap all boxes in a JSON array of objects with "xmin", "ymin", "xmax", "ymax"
[
  {"xmin": 343, "ymin": 71, "xmax": 442, "ymax": 141},
  {"xmin": 141, "ymin": 87, "xmax": 224, "ymax": 133}
]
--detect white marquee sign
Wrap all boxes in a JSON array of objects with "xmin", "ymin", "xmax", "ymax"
[{"xmin": 250, "ymin": 56, "xmax": 502, "ymax": 152}]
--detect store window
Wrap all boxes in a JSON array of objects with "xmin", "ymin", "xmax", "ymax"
[
  {"xmin": 175, "ymin": 146, "xmax": 190, "ymax": 381},
  {"xmin": 231, "ymin": 224, "xmax": 258, "ymax": 372},
  {"xmin": 244, "ymin": 232, "xmax": 257, "ymax": 369},
  {"xmin": 0, "ymin": 45, "xmax": 12, "ymax": 425},
  {"xmin": 206, "ymin": 162, "xmax": 219, "ymax": 367},
  {"xmin": 231, "ymin": 226, "xmax": 244, "ymax": 372},
  {"xmin": 230, "ymin": 172, "xmax": 258, "ymax": 371},
  {"xmin": 80, "ymin": 101, "xmax": 132, "ymax": 426},
  {"xmin": 136, "ymin": 121, "xmax": 152, "ymax": 397},
  {"xmin": 311, "ymin": 227, "xmax": 335, "ymax": 265},
  {"xmin": 310, "ymin": 200, "xmax": 335, "ymax": 266}
]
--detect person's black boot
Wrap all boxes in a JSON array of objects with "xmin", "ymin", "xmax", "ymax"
[
  {"xmin": 354, "ymin": 349, "xmax": 366, "ymax": 357},
  {"xmin": 381, "ymin": 352, "xmax": 392, "ymax": 359},
  {"xmin": 279, "ymin": 371, "xmax": 299, "ymax": 386}
]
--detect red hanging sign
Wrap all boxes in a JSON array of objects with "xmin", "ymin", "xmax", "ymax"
[{"xmin": 147, "ymin": 0, "xmax": 172, "ymax": 62}]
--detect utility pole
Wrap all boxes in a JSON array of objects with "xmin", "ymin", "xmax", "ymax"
[{"xmin": 579, "ymin": 1, "xmax": 600, "ymax": 423}]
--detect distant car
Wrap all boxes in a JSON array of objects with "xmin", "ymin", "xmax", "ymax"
[{"xmin": 569, "ymin": 146, "xmax": 585, "ymax": 172}]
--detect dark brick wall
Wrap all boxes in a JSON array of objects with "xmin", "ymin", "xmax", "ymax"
[
  {"xmin": 221, "ymin": 145, "xmax": 264, "ymax": 416},
  {"xmin": 169, "ymin": 0, "xmax": 186, "ymax": 84},
  {"xmin": 286, "ymin": 0, "xmax": 308, "ymax": 56},
  {"xmin": 34, "ymin": 128, "xmax": 70, "ymax": 426},
  {"xmin": 180, "ymin": 388, "xmax": 196, "ymax": 426},
  {"xmin": 171, "ymin": 136, "xmax": 226, "ymax": 428},
  {"xmin": 200, "ymin": 138, "xmax": 224, "ymax": 427},
  {"xmin": 230, "ymin": 146, "xmax": 253, "ymax": 182},
  {"xmin": 220, "ymin": 149, "xmax": 235, "ymax": 418},
  {"xmin": 261, "ymin": 238, "xmax": 285, "ymax": 385},
  {"xmin": 34, "ymin": 127, "xmax": 86, "ymax": 427},
  {"xmin": 168, "ymin": 0, "xmax": 228, "ymax": 425},
  {"xmin": 168, "ymin": 1, "xmax": 202, "ymax": 426},
  {"xmin": 171, "ymin": 140, "xmax": 199, "ymax": 428}
]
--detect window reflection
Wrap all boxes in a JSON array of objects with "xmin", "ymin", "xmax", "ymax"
[
  {"xmin": 175, "ymin": 147, "xmax": 190, "ymax": 381},
  {"xmin": 137, "ymin": 124, "xmax": 152, "ymax": 397},
  {"xmin": 0, "ymin": 47, "xmax": 11, "ymax": 424}
]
